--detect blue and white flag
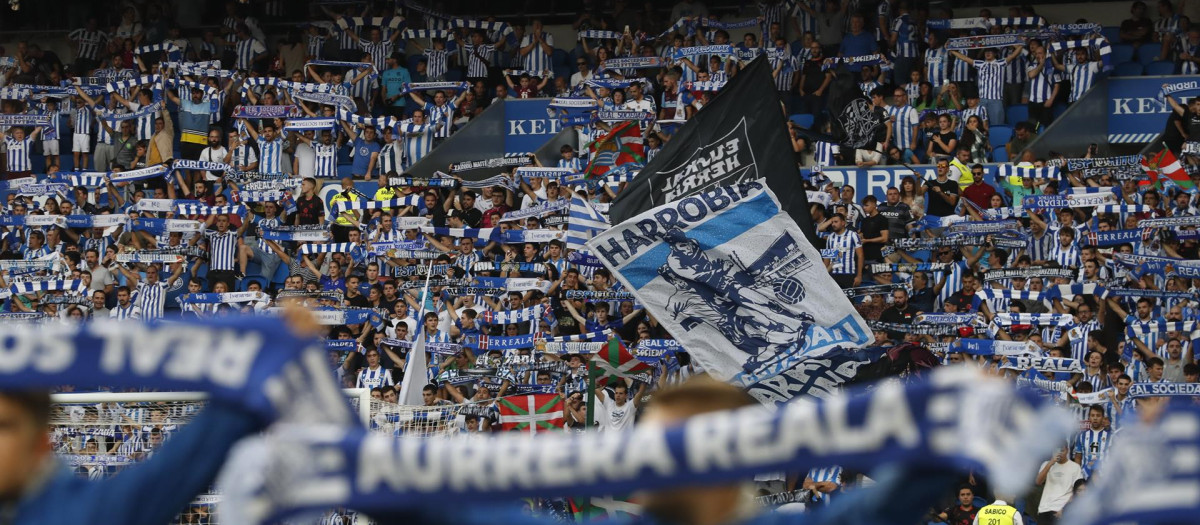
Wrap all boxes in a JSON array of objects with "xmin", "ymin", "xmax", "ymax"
[
  {"xmin": 1063, "ymin": 404, "xmax": 1200, "ymax": 525},
  {"xmin": 130, "ymin": 218, "xmax": 204, "ymax": 234},
  {"xmin": 567, "ymin": 196, "xmax": 609, "ymax": 252},
  {"xmin": 588, "ymin": 180, "xmax": 871, "ymax": 386},
  {"xmin": 134, "ymin": 198, "xmax": 177, "ymax": 212},
  {"xmin": 9, "ymin": 279, "xmax": 89, "ymax": 297}
]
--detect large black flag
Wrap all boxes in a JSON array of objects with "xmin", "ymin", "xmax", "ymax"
[{"xmin": 607, "ymin": 55, "xmax": 815, "ymax": 241}]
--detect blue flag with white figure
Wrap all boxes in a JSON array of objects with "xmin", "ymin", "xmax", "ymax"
[{"xmin": 588, "ymin": 179, "xmax": 872, "ymax": 387}]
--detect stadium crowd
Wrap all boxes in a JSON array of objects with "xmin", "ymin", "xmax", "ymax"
[{"xmin": 2, "ymin": 0, "xmax": 1200, "ymax": 524}]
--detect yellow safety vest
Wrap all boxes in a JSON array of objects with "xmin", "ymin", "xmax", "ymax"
[
  {"xmin": 328, "ymin": 192, "xmax": 359, "ymax": 226},
  {"xmin": 977, "ymin": 504, "xmax": 1016, "ymax": 525},
  {"xmin": 950, "ymin": 158, "xmax": 974, "ymax": 188}
]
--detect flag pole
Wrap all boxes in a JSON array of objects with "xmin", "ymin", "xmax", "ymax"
[{"xmin": 586, "ymin": 361, "xmax": 597, "ymax": 429}]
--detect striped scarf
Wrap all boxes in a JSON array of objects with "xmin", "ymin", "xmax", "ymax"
[
  {"xmin": 298, "ymin": 242, "xmax": 362, "ymax": 255},
  {"xmin": 478, "ymin": 305, "xmax": 543, "ymax": 325},
  {"xmin": 174, "ymin": 203, "xmax": 246, "ymax": 216},
  {"xmin": 332, "ymin": 196, "xmax": 420, "ymax": 215}
]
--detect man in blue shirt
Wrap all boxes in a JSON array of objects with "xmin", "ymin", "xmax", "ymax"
[
  {"xmin": 838, "ymin": 13, "xmax": 878, "ymax": 72},
  {"xmin": 380, "ymin": 51, "xmax": 412, "ymax": 119},
  {"xmin": 349, "ymin": 125, "xmax": 382, "ymax": 178}
]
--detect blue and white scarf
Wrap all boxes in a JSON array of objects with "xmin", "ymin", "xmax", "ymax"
[
  {"xmin": 130, "ymin": 218, "xmax": 204, "ymax": 235},
  {"xmin": 282, "ymin": 118, "xmax": 337, "ymax": 132},
  {"xmin": 134, "ymin": 198, "xmax": 177, "ymax": 212},
  {"xmin": 331, "ymin": 197, "xmax": 420, "ymax": 216},
  {"xmin": 602, "ymin": 57, "xmax": 665, "ymax": 70},
  {"xmin": 945, "ymin": 34, "xmax": 1025, "ymax": 52},
  {"xmin": 497, "ymin": 200, "xmax": 569, "ymax": 223},
  {"xmin": 173, "ymin": 159, "xmax": 236, "ymax": 174},
  {"xmin": 448, "ymin": 19, "xmax": 513, "ymax": 36},
  {"xmin": 175, "ymin": 203, "xmax": 245, "ymax": 216},
  {"xmin": 134, "ymin": 43, "xmax": 181, "ymax": 55},
  {"xmin": 8, "ymin": 279, "xmax": 89, "ymax": 296},
  {"xmin": 950, "ymin": 338, "xmax": 1040, "ymax": 357},
  {"xmin": 471, "ymin": 261, "xmax": 546, "ymax": 274},
  {"xmin": 672, "ymin": 44, "xmax": 736, "ymax": 60},
  {"xmin": 1128, "ymin": 382, "xmax": 1200, "ymax": 398},
  {"xmin": 387, "ymin": 176, "xmax": 458, "ymax": 188},
  {"xmin": 992, "ymin": 313, "xmax": 1075, "ymax": 327},
  {"xmin": 1001, "ymin": 356, "xmax": 1084, "ymax": 373},
  {"xmin": 1049, "ymin": 38, "xmax": 1114, "ymax": 69},
  {"xmin": 64, "ymin": 214, "xmax": 128, "ymax": 229},
  {"xmin": 449, "ymin": 156, "xmax": 533, "ymax": 174},
  {"xmin": 401, "ymin": 81, "xmax": 470, "ymax": 94},
  {"xmin": 0, "ymin": 317, "xmax": 357, "ymax": 425},
  {"xmin": 1024, "ymin": 192, "xmax": 1116, "ymax": 209},
  {"xmin": 335, "ymin": 109, "xmax": 398, "ymax": 132},
  {"xmin": 298, "ymin": 243, "xmax": 364, "ymax": 256},
  {"xmin": 821, "ymin": 54, "xmax": 890, "ymax": 71},
  {"xmin": 259, "ymin": 226, "xmax": 331, "ymax": 242},
  {"xmin": 114, "ymin": 251, "xmax": 186, "ymax": 264},
  {"xmin": 500, "ymin": 229, "xmax": 566, "ymax": 244},
  {"xmin": 999, "ymin": 164, "xmax": 1061, "ymax": 180},
  {"xmin": 293, "ymin": 91, "xmax": 357, "ymax": 113},
  {"xmin": 0, "ymin": 214, "xmax": 66, "ymax": 228},
  {"xmin": 0, "ymin": 113, "xmax": 51, "ymax": 126},
  {"xmin": 1139, "ymin": 216, "xmax": 1200, "ymax": 228},
  {"xmin": 218, "ymin": 367, "xmax": 1075, "ymax": 525},
  {"xmin": 578, "ymin": 30, "xmax": 622, "ymax": 40},
  {"xmin": 1081, "ymin": 229, "xmax": 1146, "ymax": 247},
  {"xmin": 403, "ymin": 29, "xmax": 452, "ymax": 39},
  {"xmin": 477, "ymin": 305, "xmax": 542, "ymax": 325},
  {"xmin": 470, "ymin": 277, "xmax": 552, "ymax": 293},
  {"xmin": 109, "ymin": 164, "xmax": 172, "ymax": 183},
  {"xmin": 179, "ymin": 291, "xmax": 270, "ymax": 305}
]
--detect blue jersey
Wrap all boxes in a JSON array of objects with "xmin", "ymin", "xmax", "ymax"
[{"xmin": 352, "ymin": 137, "xmax": 382, "ymax": 176}]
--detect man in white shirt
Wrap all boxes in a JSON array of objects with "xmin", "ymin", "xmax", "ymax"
[
  {"xmin": 197, "ymin": 129, "xmax": 228, "ymax": 182},
  {"xmin": 1035, "ymin": 445, "xmax": 1083, "ymax": 525},
  {"xmin": 292, "ymin": 130, "xmax": 316, "ymax": 178},
  {"xmin": 595, "ymin": 379, "xmax": 646, "ymax": 432},
  {"xmin": 569, "ymin": 57, "xmax": 594, "ymax": 89},
  {"xmin": 622, "ymin": 83, "xmax": 655, "ymax": 113}
]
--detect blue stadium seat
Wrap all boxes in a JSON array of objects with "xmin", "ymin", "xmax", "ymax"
[
  {"xmin": 989, "ymin": 125, "xmax": 1013, "ymax": 149},
  {"xmin": 1109, "ymin": 43, "xmax": 1135, "ymax": 64},
  {"xmin": 1137, "ymin": 44, "xmax": 1161, "ymax": 65},
  {"xmin": 1145, "ymin": 60, "xmax": 1176, "ymax": 76},
  {"xmin": 552, "ymin": 48, "xmax": 569, "ymax": 68},
  {"xmin": 271, "ymin": 262, "xmax": 290, "ymax": 287},
  {"xmin": 1114, "ymin": 61, "xmax": 1145, "ymax": 77},
  {"xmin": 1006, "ymin": 105, "xmax": 1028, "ymax": 124},
  {"xmin": 992, "ymin": 145, "xmax": 1009, "ymax": 163},
  {"xmin": 240, "ymin": 276, "xmax": 267, "ymax": 292},
  {"xmin": 789, "ymin": 113, "xmax": 815, "ymax": 128},
  {"xmin": 1101, "ymin": 26, "xmax": 1122, "ymax": 43},
  {"xmin": 446, "ymin": 69, "xmax": 464, "ymax": 81},
  {"xmin": 554, "ymin": 65, "xmax": 571, "ymax": 82}
]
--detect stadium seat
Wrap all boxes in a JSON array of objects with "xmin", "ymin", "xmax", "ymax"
[
  {"xmin": 789, "ymin": 113, "xmax": 815, "ymax": 128},
  {"xmin": 1109, "ymin": 43, "xmax": 1135, "ymax": 64},
  {"xmin": 1005, "ymin": 105, "xmax": 1028, "ymax": 125},
  {"xmin": 552, "ymin": 48, "xmax": 569, "ymax": 68},
  {"xmin": 271, "ymin": 263, "xmax": 290, "ymax": 287},
  {"xmin": 553, "ymin": 66, "xmax": 572, "ymax": 82},
  {"xmin": 1113, "ymin": 61, "xmax": 1145, "ymax": 77},
  {"xmin": 989, "ymin": 125, "xmax": 1013, "ymax": 149},
  {"xmin": 992, "ymin": 145, "xmax": 1009, "ymax": 163},
  {"xmin": 1136, "ymin": 44, "xmax": 1162, "ymax": 65},
  {"xmin": 1145, "ymin": 60, "xmax": 1176, "ymax": 76},
  {"xmin": 1053, "ymin": 103, "xmax": 1068, "ymax": 118},
  {"xmin": 240, "ymin": 276, "xmax": 267, "ymax": 292},
  {"xmin": 446, "ymin": 69, "xmax": 464, "ymax": 81},
  {"xmin": 1100, "ymin": 26, "xmax": 1122, "ymax": 43}
]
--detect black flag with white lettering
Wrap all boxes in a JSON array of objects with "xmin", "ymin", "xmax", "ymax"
[{"xmin": 607, "ymin": 55, "xmax": 815, "ymax": 242}]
